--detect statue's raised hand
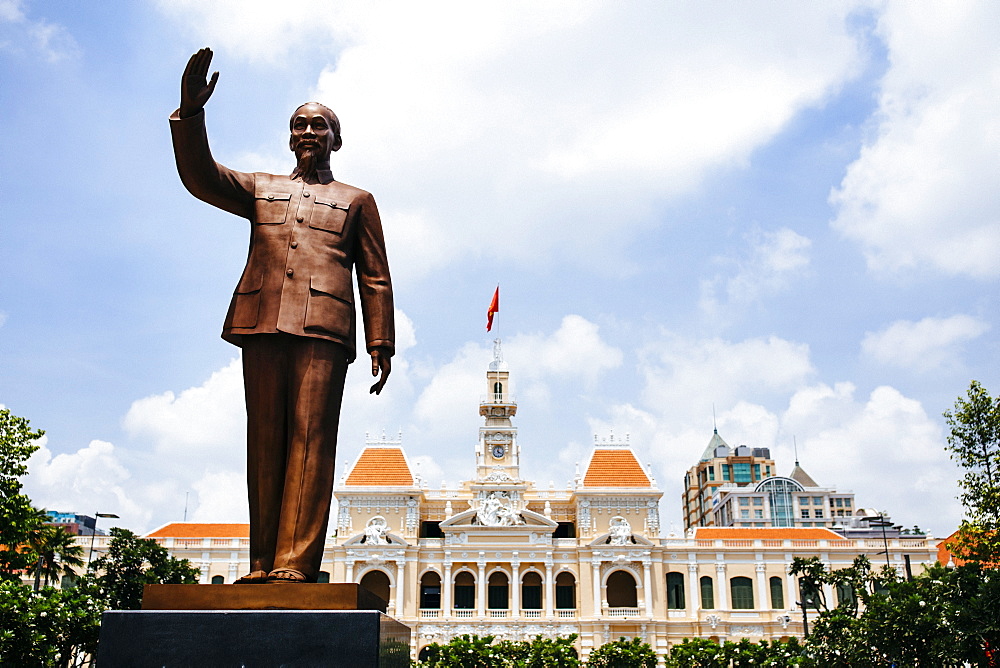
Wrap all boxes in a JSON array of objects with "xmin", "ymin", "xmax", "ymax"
[{"xmin": 180, "ymin": 47, "xmax": 219, "ymax": 119}]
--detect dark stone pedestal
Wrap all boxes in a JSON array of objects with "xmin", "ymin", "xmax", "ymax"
[{"xmin": 96, "ymin": 610, "xmax": 410, "ymax": 667}]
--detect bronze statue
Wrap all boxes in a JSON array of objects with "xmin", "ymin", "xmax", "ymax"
[{"xmin": 170, "ymin": 48, "xmax": 394, "ymax": 584}]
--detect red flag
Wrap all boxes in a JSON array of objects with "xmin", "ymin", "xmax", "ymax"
[{"xmin": 486, "ymin": 286, "xmax": 499, "ymax": 331}]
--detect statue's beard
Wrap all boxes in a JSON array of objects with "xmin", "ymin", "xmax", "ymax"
[{"xmin": 291, "ymin": 145, "xmax": 321, "ymax": 180}]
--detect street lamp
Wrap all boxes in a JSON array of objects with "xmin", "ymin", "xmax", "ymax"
[
  {"xmin": 863, "ymin": 514, "xmax": 893, "ymax": 571},
  {"xmin": 87, "ymin": 512, "xmax": 119, "ymax": 569}
]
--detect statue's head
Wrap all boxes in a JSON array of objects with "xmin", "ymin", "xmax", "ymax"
[{"xmin": 288, "ymin": 102, "xmax": 342, "ymax": 161}]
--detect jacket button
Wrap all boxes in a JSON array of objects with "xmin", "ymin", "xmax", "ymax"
[
  {"xmin": 286, "ymin": 269, "xmax": 294, "ymax": 277},
  {"xmin": 303, "ymin": 192, "xmax": 310, "ymax": 198},
  {"xmin": 296, "ymin": 216, "xmax": 304, "ymax": 222},
  {"xmin": 267, "ymin": 195, "xmax": 274, "ymax": 201},
  {"xmin": 290, "ymin": 241, "xmax": 298, "ymax": 249}
]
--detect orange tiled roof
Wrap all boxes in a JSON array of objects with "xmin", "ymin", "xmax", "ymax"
[
  {"xmin": 696, "ymin": 527, "xmax": 843, "ymax": 540},
  {"xmin": 582, "ymin": 449, "xmax": 651, "ymax": 487},
  {"xmin": 345, "ymin": 447, "xmax": 414, "ymax": 486},
  {"xmin": 146, "ymin": 523, "xmax": 249, "ymax": 538}
]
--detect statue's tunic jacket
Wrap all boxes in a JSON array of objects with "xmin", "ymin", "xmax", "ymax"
[{"xmin": 168, "ymin": 110, "xmax": 394, "ymax": 363}]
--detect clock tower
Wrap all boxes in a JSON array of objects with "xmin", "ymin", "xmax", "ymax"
[{"xmin": 476, "ymin": 338, "xmax": 520, "ymax": 482}]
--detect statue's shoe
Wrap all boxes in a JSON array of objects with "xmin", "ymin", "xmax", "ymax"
[{"xmin": 234, "ymin": 570, "xmax": 269, "ymax": 584}]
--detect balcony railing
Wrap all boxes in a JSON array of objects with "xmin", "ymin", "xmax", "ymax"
[
  {"xmin": 452, "ymin": 609, "xmax": 475, "ymax": 618},
  {"xmin": 522, "ymin": 610, "xmax": 541, "ymax": 619},
  {"xmin": 488, "ymin": 610, "xmax": 509, "ymax": 618},
  {"xmin": 556, "ymin": 609, "xmax": 577, "ymax": 618},
  {"xmin": 419, "ymin": 609, "xmax": 441, "ymax": 618},
  {"xmin": 606, "ymin": 607, "xmax": 640, "ymax": 618}
]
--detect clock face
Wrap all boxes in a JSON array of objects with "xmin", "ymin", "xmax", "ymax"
[{"xmin": 492, "ymin": 444, "xmax": 506, "ymax": 459}]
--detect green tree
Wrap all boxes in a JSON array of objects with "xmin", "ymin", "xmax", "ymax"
[
  {"xmin": 789, "ymin": 556, "xmax": 994, "ymax": 667},
  {"xmin": 944, "ymin": 380, "xmax": 1000, "ymax": 565},
  {"xmin": 27, "ymin": 522, "xmax": 86, "ymax": 591},
  {"xmin": 0, "ymin": 408, "xmax": 45, "ymax": 580},
  {"xmin": 419, "ymin": 634, "xmax": 506, "ymax": 668},
  {"xmin": 586, "ymin": 637, "xmax": 657, "ymax": 668},
  {"xmin": 88, "ymin": 527, "xmax": 200, "ymax": 610},
  {"xmin": 0, "ymin": 578, "xmax": 104, "ymax": 667}
]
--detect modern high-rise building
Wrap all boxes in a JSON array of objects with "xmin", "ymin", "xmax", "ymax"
[{"xmin": 681, "ymin": 432, "xmax": 777, "ymax": 529}]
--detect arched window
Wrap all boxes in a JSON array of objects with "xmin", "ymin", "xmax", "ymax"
[
  {"xmin": 666, "ymin": 572, "xmax": 685, "ymax": 609},
  {"xmin": 493, "ymin": 382, "xmax": 503, "ymax": 399},
  {"xmin": 521, "ymin": 571, "xmax": 542, "ymax": 610},
  {"xmin": 769, "ymin": 576, "xmax": 784, "ymax": 609},
  {"xmin": 756, "ymin": 477, "xmax": 805, "ymax": 528},
  {"xmin": 488, "ymin": 571, "xmax": 509, "ymax": 609},
  {"xmin": 417, "ymin": 646, "xmax": 433, "ymax": 663},
  {"xmin": 360, "ymin": 570, "xmax": 391, "ymax": 606},
  {"xmin": 454, "ymin": 571, "xmax": 475, "ymax": 609},
  {"xmin": 555, "ymin": 571, "xmax": 576, "ymax": 609},
  {"xmin": 316, "ymin": 571, "xmax": 330, "ymax": 583},
  {"xmin": 606, "ymin": 570, "xmax": 638, "ymax": 608},
  {"xmin": 730, "ymin": 576, "xmax": 754, "ymax": 609},
  {"xmin": 700, "ymin": 576, "xmax": 715, "ymax": 610},
  {"xmin": 420, "ymin": 571, "xmax": 441, "ymax": 609},
  {"xmin": 211, "ymin": 575, "xmax": 224, "ymax": 585}
]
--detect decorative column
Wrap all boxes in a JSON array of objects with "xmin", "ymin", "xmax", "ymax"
[
  {"xmin": 395, "ymin": 558, "xmax": 405, "ymax": 618},
  {"xmin": 545, "ymin": 557, "xmax": 555, "ymax": 618},
  {"xmin": 345, "ymin": 559, "xmax": 355, "ymax": 583},
  {"xmin": 443, "ymin": 555, "xmax": 453, "ymax": 613},
  {"xmin": 642, "ymin": 558, "xmax": 653, "ymax": 618},
  {"xmin": 477, "ymin": 552, "xmax": 487, "ymax": 618},
  {"xmin": 755, "ymin": 562, "xmax": 768, "ymax": 611},
  {"xmin": 715, "ymin": 563, "xmax": 728, "ymax": 610},
  {"xmin": 592, "ymin": 560, "xmax": 602, "ymax": 617},
  {"xmin": 511, "ymin": 555, "xmax": 520, "ymax": 617},
  {"xmin": 687, "ymin": 562, "xmax": 699, "ymax": 617},
  {"xmin": 786, "ymin": 569, "xmax": 797, "ymax": 611}
]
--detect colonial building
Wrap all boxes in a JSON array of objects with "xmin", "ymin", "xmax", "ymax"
[{"xmin": 94, "ymin": 342, "xmax": 940, "ymax": 662}]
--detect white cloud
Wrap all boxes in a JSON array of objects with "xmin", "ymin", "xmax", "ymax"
[
  {"xmin": 862, "ymin": 314, "xmax": 989, "ymax": 371},
  {"xmin": 701, "ymin": 228, "xmax": 812, "ymax": 315},
  {"xmin": 831, "ymin": 0, "xmax": 1000, "ymax": 277},
  {"xmin": 24, "ymin": 437, "xmax": 151, "ymax": 530},
  {"xmin": 157, "ymin": 2, "xmax": 864, "ymax": 275},
  {"xmin": 0, "ymin": 0, "xmax": 78, "ymax": 62},
  {"xmin": 122, "ymin": 357, "xmax": 245, "ymax": 461},
  {"xmin": 639, "ymin": 333, "xmax": 814, "ymax": 420},
  {"xmin": 783, "ymin": 383, "xmax": 959, "ymax": 533},
  {"xmin": 189, "ymin": 471, "xmax": 248, "ymax": 523}
]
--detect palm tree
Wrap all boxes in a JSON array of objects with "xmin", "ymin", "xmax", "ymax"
[{"xmin": 27, "ymin": 522, "xmax": 85, "ymax": 591}]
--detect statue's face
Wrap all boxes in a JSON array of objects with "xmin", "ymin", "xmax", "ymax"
[{"xmin": 289, "ymin": 103, "xmax": 341, "ymax": 159}]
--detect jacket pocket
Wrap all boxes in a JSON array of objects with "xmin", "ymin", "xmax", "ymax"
[
  {"xmin": 308, "ymin": 198, "xmax": 349, "ymax": 235},
  {"xmin": 304, "ymin": 276, "xmax": 352, "ymax": 336},
  {"xmin": 231, "ymin": 271, "xmax": 263, "ymax": 328},
  {"xmin": 253, "ymin": 192, "xmax": 292, "ymax": 225}
]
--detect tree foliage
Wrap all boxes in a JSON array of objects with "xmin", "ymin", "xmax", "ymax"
[
  {"xmin": 944, "ymin": 380, "xmax": 1000, "ymax": 565},
  {"xmin": 417, "ymin": 634, "xmax": 579, "ymax": 668},
  {"xmin": 0, "ymin": 578, "xmax": 103, "ymax": 667},
  {"xmin": 27, "ymin": 522, "xmax": 85, "ymax": 591},
  {"xmin": 664, "ymin": 637, "xmax": 812, "ymax": 667},
  {"xmin": 787, "ymin": 555, "xmax": 997, "ymax": 667},
  {"xmin": 0, "ymin": 407, "xmax": 45, "ymax": 580},
  {"xmin": 88, "ymin": 527, "xmax": 200, "ymax": 610},
  {"xmin": 586, "ymin": 637, "xmax": 657, "ymax": 668}
]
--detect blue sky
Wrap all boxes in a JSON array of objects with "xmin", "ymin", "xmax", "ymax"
[{"xmin": 2, "ymin": 1, "xmax": 998, "ymax": 538}]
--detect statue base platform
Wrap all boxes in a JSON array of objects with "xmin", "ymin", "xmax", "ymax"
[
  {"xmin": 141, "ymin": 582, "xmax": 387, "ymax": 611},
  {"xmin": 96, "ymin": 585, "xmax": 409, "ymax": 666}
]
